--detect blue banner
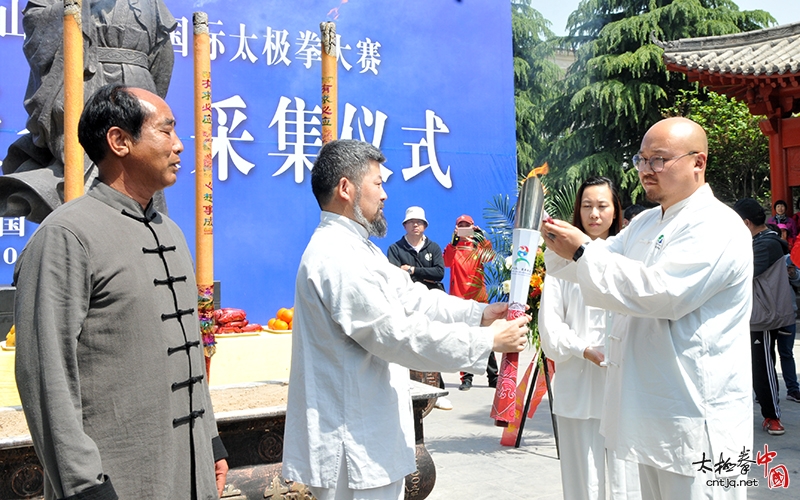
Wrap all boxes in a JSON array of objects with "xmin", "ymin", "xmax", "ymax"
[{"xmin": 0, "ymin": 0, "xmax": 516, "ymax": 324}]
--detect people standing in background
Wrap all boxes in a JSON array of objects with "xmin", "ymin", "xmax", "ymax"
[
  {"xmin": 792, "ymin": 197, "xmax": 800, "ymax": 231},
  {"xmin": 444, "ymin": 214, "xmax": 498, "ymax": 391},
  {"xmin": 539, "ymin": 176, "xmax": 641, "ymax": 500},
  {"xmin": 733, "ymin": 198, "xmax": 791, "ymax": 436},
  {"xmin": 387, "ymin": 206, "xmax": 445, "ymax": 291},
  {"xmin": 780, "ymin": 254, "xmax": 800, "ymax": 403},
  {"xmin": 768, "ymin": 200, "xmax": 796, "ymax": 247},
  {"xmin": 622, "ymin": 204, "xmax": 645, "ymax": 228},
  {"xmin": 387, "ymin": 206, "xmax": 451, "ymax": 410}
]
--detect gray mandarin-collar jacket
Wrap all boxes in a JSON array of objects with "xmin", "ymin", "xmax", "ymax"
[{"xmin": 14, "ymin": 182, "xmax": 225, "ymax": 500}]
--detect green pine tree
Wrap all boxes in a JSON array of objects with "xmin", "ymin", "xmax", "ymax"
[
  {"xmin": 512, "ymin": 1, "xmax": 563, "ymax": 176},
  {"xmin": 542, "ymin": 0, "xmax": 774, "ymax": 203}
]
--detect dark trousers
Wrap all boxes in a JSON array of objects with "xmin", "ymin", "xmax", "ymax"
[
  {"xmin": 777, "ymin": 323, "xmax": 799, "ymax": 394},
  {"xmin": 751, "ymin": 330, "xmax": 780, "ymax": 419},
  {"xmin": 461, "ymin": 351, "xmax": 498, "ymax": 384}
]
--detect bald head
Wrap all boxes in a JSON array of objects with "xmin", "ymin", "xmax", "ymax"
[
  {"xmin": 638, "ymin": 117, "xmax": 708, "ymax": 211},
  {"xmin": 645, "ymin": 117, "xmax": 708, "ymax": 157}
]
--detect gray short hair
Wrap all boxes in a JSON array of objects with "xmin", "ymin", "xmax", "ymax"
[{"xmin": 311, "ymin": 140, "xmax": 386, "ymax": 208}]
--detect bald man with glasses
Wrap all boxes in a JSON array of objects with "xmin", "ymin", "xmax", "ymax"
[{"xmin": 542, "ymin": 117, "xmax": 753, "ymax": 500}]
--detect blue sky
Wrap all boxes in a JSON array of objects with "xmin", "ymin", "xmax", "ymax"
[{"xmin": 536, "ymin": 0, "xmax": 800, "ymax": 37}]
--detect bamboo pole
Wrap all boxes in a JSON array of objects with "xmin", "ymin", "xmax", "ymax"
[
  {"xmin": 63, "ymin": 0, "xmax": 84, "ymax": 201},
  {"xmin": 320, "ymin": 22, "xmax": 337, "ymax": 144},
  {"xmin": 194, "ymin": 12, "xmax": 215, "ymax": 375}
]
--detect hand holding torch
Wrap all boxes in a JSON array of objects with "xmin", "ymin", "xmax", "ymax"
[{"xmin": 490, "ymin": 172, "xmax": 547, "ymax": 425}]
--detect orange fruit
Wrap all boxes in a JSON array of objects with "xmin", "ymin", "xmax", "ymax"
[
  {"xmin": 273, "ymin": 319, "xmax": 289, "ymax": 330},
  {"xmin": 267, "ymin": 318, "xmax": 277, "ymax": 330},
  {"xmin": 278, "ymin": 307, "xmax": 294, "ymax": 324}
]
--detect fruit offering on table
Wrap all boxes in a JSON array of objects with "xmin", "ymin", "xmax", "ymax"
[
  {"xmin": 5, "ymin": 325, "xmax": 15, "ymax": 346},
  {"xmin": 267, "ymin": 307, "xmax": 294, "ymax": 331},
  {"xmin": 214, "ymin": 308, "xmax": 263, "ymax": 334}
]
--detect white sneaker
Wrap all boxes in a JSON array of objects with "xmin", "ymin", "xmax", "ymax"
[{"xmin": 434, "ymin": 397, "xmax": 453, "ymax": 410}]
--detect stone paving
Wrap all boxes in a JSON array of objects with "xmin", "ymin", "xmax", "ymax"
[{"xmin": 423, "ymin": 342, "xmax": 800, "ymax": 499}]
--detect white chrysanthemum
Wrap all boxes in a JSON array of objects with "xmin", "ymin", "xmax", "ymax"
[{"xmin": 502, "ymin": 280, "xmax": 511, "ymax": 294}]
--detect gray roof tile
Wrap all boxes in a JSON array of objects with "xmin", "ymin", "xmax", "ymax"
[{"xmin": 659, "ymin": 22, "xmax": 800, "ymax": 77}]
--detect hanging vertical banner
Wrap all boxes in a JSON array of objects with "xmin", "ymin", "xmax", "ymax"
[{"xmin": 0, "ymin": 0, "xmax": 516, "ymax": 325}]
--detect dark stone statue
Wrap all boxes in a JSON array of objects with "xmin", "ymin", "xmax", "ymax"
[{"xmin": 0, "ymin": 0, "xmax": 177, "ymax": 223}]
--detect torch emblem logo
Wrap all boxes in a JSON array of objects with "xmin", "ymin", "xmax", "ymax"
[{"xmin": 514, "ymin": 245, "xmax": 530, "ymax": 266}]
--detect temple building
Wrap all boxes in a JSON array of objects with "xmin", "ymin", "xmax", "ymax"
[{"xmin": 659, "ymin": 22, "xmax": 800, "ymax": 206}]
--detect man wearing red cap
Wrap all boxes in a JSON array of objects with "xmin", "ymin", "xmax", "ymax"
[{"xmin": 444, "ymin": 214, "xmax": 498, "ymax": 390}]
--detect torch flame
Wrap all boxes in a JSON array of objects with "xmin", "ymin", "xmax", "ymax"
[
  {"xmin": 327, "ymin": 0, "xmax": 349, "ymax": 20},
  {"xmin": 526, "ymin": 162, "xmax": 549, "ymax": 179}
]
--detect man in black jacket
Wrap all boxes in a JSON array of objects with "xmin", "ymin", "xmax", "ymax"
[
  {"xmin": 387, "ymin": 206, "xmax": 445, "ymax": 291},
  {"xmin": 387, "ymin": 206, "xmax": 453, "ymax": 410}
]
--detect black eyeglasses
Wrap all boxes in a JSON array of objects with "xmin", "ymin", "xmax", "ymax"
[{"xmin": 632, "ymin": 151, "xmax": 699, "ymax": 173}]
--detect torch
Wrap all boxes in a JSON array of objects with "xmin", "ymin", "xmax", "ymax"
[
  {"xmin": 63, "ymin": 0, "xmax": 84, "ymax": 202},
  {"xmin": 194, "ymin": 12, "xmax": 215, "ymax": 376},
  {"xmin": 490, "ymin": 170, "xmax": 547, "ymax": 425}
]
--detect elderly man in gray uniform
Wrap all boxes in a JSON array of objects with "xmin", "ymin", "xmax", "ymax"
[{"xmin": 14, "ymin": 84, "xmax": 228, "ymax": 500}]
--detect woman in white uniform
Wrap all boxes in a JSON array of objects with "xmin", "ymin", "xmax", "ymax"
[{"xmin": 539, "ymin": 176, "xmax": 641, "ymax": 500}]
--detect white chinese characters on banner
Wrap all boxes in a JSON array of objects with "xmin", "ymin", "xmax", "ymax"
[
  {"xmin": 335, "ymin": 34, "xmax": 353, "ymax": 71},
  {"xmin": 295, "ymin": 30, "xmax": 321, "ymax": 69},
  {"xmin": 211, "ymin": 96, "xmax": 255, "ymax": 181},
  {"xmin": 0, "ymin": 0, "xmax": 21, "ymax": 38},
  {"xmin": 402, "ymin": 110, "xmax": 452, "ymax": 188},
  {"xmin": 170, "ymin": 16, "xmax": 189, "ymax": 57},
  {"xmin": 269, "ymin": 96, "xmax": 322, "ymax": 183},
  {"xmin": 263, "ymin": 27, "xmax": 292, "ymax": 66},
  {"xmin": 209, "ymin": 20, "xmax": 226, "ymax": 61},
  {"xmin": 170, "ymin": 17, "xmax": 379, "ymax": 75},
  {"xmin": 209, "ymin": 95, "xmax": 453, "ymax": 187},
  {"xmin": 341, "ymin": 104, "xmax": 392, "ymax": 181},
  {"xmin": 230, "ymin": 23, "xmax": 259, "ymax": 63},
  {"xmin": 0, "ymin": 216, "xmax": 24, "ymax": 265},
  {"xmin": 356, "ymin": 38, "xmax": 381, "ymax": 75},
  {"xmin": 0, "ymin": 216, "xmax": 23, "ymax": 237}
]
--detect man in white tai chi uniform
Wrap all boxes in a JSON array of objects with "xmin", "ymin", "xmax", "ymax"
[
  {"xmin": 543, "ymin": 117, "xmax": 753, "ymax": 500},
  {"xmin": 282, "ymin": 139, "xmax": 530, "ymax": 500}
]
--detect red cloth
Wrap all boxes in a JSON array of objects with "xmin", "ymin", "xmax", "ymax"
[
  {"xmin": 443, "ymin": 238, "xmax": 491, "ymax": 301},
  {"xmin": 791, "ymin": 239, "xmax": 800, "ymax": 269},
  {"xmin": 215, "ymin": 308, "xmax": 246, "ymax": 324}
]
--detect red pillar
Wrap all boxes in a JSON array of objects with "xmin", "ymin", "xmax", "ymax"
[{"xmin": 761, "ymin": 117, "xmax": 789, "ymax": 210}]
